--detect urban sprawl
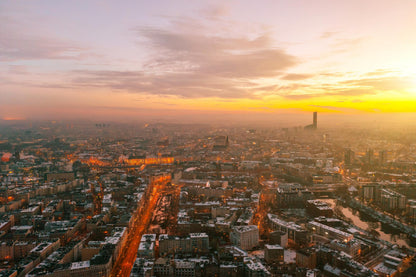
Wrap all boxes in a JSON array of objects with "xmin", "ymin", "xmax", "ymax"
[{"xmin": 1, "ymin": 118, "xmax": 416, "ymax": 277}]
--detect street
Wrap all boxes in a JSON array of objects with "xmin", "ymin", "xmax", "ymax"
[{"xmin": 110, "ymin": 176, "xmax": 171, "ymax": 277}]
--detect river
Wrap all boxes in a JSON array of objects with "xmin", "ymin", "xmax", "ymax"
[{"xmin": 321, "ymin": 199, "xmax": 411, "ymax": 248}]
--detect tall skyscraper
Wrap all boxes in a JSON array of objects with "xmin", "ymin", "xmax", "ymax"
[{"xmin": 304, "ymin": 111, "xmax": 318, "ymax": 130}]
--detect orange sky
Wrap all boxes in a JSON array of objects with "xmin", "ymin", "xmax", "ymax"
[{"xmin": 1, "ymin": 1, "xmax": 416, "ymax": 121}]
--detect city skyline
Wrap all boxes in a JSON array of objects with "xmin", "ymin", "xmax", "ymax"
[
  {"xmin": 2, "ymin": 0, "xmax": 416, "ymax": 121},
  {"xmin": 4, "ymin": 3, "xmax": 416, "ymax": 276}
]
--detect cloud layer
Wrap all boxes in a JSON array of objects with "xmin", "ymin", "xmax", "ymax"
[
  {"xmin": 0, "ymin": 16, "xmax": 87, "ymax": 61},
  {"xmin": 68, "ymin": 24, "xmax": 298, "ymax": 99},
  {"xmin": 2, "ymin": 1, "xmax": 416, "ymax": 119}
]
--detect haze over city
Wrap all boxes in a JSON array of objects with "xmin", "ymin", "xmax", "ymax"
[{"xmin": 3, "ymin": 2, "xmax": 416, "ymax": 277}]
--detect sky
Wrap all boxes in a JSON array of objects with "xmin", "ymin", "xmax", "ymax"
[{"xmin": 1, "ymin": 0, "xmax": 416, "ymax": 122}]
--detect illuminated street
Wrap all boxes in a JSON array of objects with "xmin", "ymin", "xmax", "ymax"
[{"xmin": 110, "ymin": 176, "xmax": 171, "ymax": 277}]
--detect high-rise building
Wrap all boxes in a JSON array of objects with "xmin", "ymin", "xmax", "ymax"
[
  {"xmin": 361, "ymin": 184, "xmax": 378, "ymax": 201},
  {"xmin": 304, "ymin": 112, "xmax": 318, "ymax": 130},
  {"xmin": 380, "ymin": 189, "xmax": 407, "ymax": 211},
  {"xmin": 344, "ymin": 149, "xmax": 355, "ymax": 166}
]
